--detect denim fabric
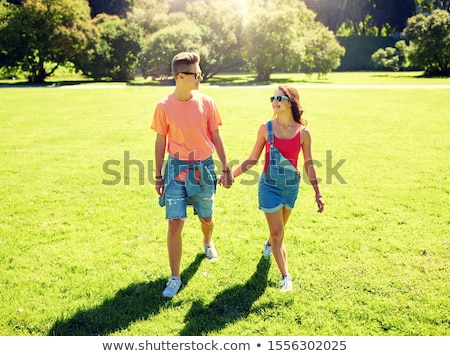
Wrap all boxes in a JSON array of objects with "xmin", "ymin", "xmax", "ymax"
[
  {"xmin": 159, "ymin": 155, "xmax": 217, "ymax": 219},
  {"xmin": 258, "ymin": 121, "xmax": 300, "ymax": 213}
]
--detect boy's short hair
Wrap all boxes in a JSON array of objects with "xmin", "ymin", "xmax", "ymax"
[{"xmin": 171, "ymin": 52, "xmax": 200, "ymax": 77}]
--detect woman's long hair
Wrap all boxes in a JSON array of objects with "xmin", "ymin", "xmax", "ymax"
[{"xmin": 278, "ymin": 85, "xmax": 307, "ymax": 126}]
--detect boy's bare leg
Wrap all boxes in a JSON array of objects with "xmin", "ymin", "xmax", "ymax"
[{"xmin": 167, "ymin": 218, "xmax": 184, "ymax": 277}]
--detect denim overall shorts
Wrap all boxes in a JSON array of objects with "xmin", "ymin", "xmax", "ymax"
[{"xmin": 258, "ymin": 120, "xmax": 301, "ymax": 213}]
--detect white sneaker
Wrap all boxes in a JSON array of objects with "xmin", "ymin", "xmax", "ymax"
[
  {"xmin": 204, "ymin": 243, "xmax": 218, "ymax": 261},
  {"xmin": 280, "ymin": 274, "xmax": 293, "ymax": 292},
  {"xmin": 263, "ymin": 241, "xmax": 272, "ymax": 259},
  {"xmin": 162, "ymin": 277, "xmax": 182, "ymax": 297}
]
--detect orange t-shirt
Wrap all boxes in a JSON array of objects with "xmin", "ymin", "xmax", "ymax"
[{"xmin": 151, "ymin": 92, "xmax": 222, "ymax": 161}]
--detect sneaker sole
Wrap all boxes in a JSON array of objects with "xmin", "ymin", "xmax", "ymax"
[
  {"xmin": 280, "ymin": 287, "xmax": 293, "ymax": 292},
  {"xmin": 163, "ymin": 289, "xmax": 181, "ymax": 297}
]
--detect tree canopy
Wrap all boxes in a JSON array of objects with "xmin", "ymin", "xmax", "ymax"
[
  {"xmin": 244, "ymin": 0, "xmax": 344, "ymax": 80},
  {"xmin": 404, "ymin": 9, "xmax": 450, "ymax": 76},
  {"xmin": 1, "ymin": 0, "xmax": 449, "ymax": 82},
  {"xmin": 0, "ymin": 0, "xmax": 91, "ymax": 82},
  {"xmin": 74, "ymin": 14, "xmax": 142, "ymax": 81},
  {"xmin": 186, "ymin": 0, "xmax": 244, "ymax": 79}
]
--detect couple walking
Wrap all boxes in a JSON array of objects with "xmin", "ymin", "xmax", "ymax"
[{"xmin": 151, "ymin": 52, "xmax": 325, "ymax": 298}]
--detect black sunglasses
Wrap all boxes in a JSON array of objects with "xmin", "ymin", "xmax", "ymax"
[
  {"xmin": 270, "ymin": 95, "xmax": 290, "ymax": 103},
  {"xmin": 179, "ymin": 71, "xmax": 202, "ymax": 80}
]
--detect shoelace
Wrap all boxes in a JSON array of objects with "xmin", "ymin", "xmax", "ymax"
[{"xmin": 167, "ymin": 279, "xmax": 179, "ymax": 288}]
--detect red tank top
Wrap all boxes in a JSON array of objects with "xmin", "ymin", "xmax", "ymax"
[{"xmin": 264, "ymin": 131, "xmax": 301, "ymax": 173}]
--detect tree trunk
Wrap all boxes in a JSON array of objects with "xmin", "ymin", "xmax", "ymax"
[
  {"xmin": 255, "ymin": 68, "xmax": 272, "ymax": 82},
  {"xmin": 28, "ymin": 59, "xmax": 47, "ymax": 83}
]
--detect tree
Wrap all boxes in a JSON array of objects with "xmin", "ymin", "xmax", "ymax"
[
  {"xmin": 186, "ymin": 0, "xmax": 244, "ymax": 79},
  {"xmin": 244, "ymin": 0, "xmax": 344, "ymax": 81},
  {"xmin": 139, "ymin": 17, "xmax": 203, "ymax": 79},
  {"xmin": 75, "ymin": 14, "xmax": 142, "ymax": 81},
  {"xmin": 127, "ymin": 0, "xmax": 171, "ymax": 35},
  {"xmin": 0, "ymin": 0, "xmax": 91, "ymax": 83},
  {"xmin": 404, "ymin": 9, "xmax": 450, "ymax": 76},
  {"xmin": 301, "ymin": 26, "xmax": 346, "ymax": 77}
]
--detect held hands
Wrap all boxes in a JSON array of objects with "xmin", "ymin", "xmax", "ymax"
[
  {"xmin": 218, "ymin": 169, "xmax": 234, "ymax": 189},
  {"xmin": 315, "ymin": 194, "xmax": 325, "ymax": 213},
  {"xmin": 155, "ymin": 168, "xmax": 233, "ymax": 195}
]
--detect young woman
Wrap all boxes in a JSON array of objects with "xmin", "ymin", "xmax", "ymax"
[{"xmin": 231, "ymin": 85, "xmax": 325, "ymax": 292}]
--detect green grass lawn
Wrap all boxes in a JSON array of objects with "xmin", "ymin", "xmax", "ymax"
[{"xmin": 0, "ymin": 72, "xmax": 449, "ymax": 336}]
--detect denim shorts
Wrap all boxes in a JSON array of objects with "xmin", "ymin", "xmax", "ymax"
[
  {"xmin": 164, "ymin": 180, "xmax": 215, "ymax": 219},
  {"xmin": 258, "ymin": 171, "xmax": 300, "ymax": 213}
]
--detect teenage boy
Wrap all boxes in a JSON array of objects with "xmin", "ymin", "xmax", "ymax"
[{"xmin": 151, "ymin": 52, "xmax": 233, "ymax": 297}]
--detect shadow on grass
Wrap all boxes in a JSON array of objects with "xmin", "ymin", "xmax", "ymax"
[
  {"xmin": 48, "ymin": 254, "xmax": 204, "ymax": 336},
  {"xmin": 0, "ymin": 80, "xmax": 98, "ymax": 88},
  {"xmin": 179, "ymin": 256, "xmax": 270, "ymax": 336},
  {"xmin": 0, "ymin": 76, "xmax": 330, "ymax": 88},
  {"xmin": 371, "ymin": 73, "xmax": 425, "ymax": 79},
  {"xmin": 206, "ymin": 75, "xmax": 321, "ymax": 86}
]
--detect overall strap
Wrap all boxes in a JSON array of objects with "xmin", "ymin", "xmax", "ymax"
[{"xmin": 267, "ymin": 120, "xmax": 274, "ymax": 145}]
